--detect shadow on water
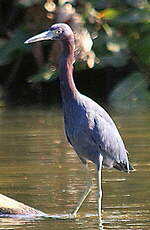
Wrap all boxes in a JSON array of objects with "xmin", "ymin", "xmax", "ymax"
[{"xmin": 0, "ymin": 106, "xmax": 150, "ymax": 229}]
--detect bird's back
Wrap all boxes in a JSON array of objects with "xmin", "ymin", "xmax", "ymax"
[{"xmin": 63, "ymin": 92, "xmax": 133, "ymax": 172}]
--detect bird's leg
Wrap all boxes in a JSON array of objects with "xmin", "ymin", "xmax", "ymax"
[
  {"xmin": 70, "ymin": 164, "xmax": 92, "ymax": 218},
  {"xmin": 97, "ymin": 155, "xmax": 103, "ymax": 221}
]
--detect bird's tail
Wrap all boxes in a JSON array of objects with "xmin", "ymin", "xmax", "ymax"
[{"xmin": 113, "ymin": 162, "xmax": 134, "ymax": 173}]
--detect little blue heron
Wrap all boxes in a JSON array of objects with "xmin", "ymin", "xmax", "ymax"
[{"xmin": 25, "ymin": 23, "xmax": 134, "ymax": 220}]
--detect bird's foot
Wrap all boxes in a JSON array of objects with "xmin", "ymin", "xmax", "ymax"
[{"xmin": 68, "ymin": 212, "xmax": 77, "ymax": 219}]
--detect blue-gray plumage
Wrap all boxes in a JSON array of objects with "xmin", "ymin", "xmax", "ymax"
[
  {"xmin": 64, "ymin": 93, "xmax": 131, "ymax": 171},
  {"xmin": 25, "ymin": 23, "xmax": 134, "ymax": 220}
]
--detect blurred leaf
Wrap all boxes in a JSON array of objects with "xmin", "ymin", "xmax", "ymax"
[
  {"xmin": 116, "ymin": 8, "xmax": 150, "ymax": 24},
  {"xmin": 93, "ymin": 32, "xmax": 107, "ymax": 56},
  {"xmin": 126, "ymin": 0, "xmax": 149, "ymax": 9},
  {"xmin": 99, "ymin": 8, "xmax": 120, "ymax": 20},
  {"xmin": 106, "ymin": 29, "xmax": 128, "ymax": 52},
  {"xmin": 109, "ymin": 71, "xmax": 150, "ymax": 110},
  {"xmin": 0, "ymin": 30, "xmax": 28, "ymax": 65},
  {"xmin": 29, "ymin": 66, "xmax": 58, "ymax": 83},
  {"xmin": 93, "ymin": 26, "xmax": 129, "ymax": 68},
  {"xmin": 17, "ymin": 0, "xmax": 42, "ymax": 7},
  {"xmin": 101, "ymin": 52, "xmax": 129, "ymax": 67},
  {"xmin": 130, "ymin": 35, "xmax": 150, "ymax": 65}
]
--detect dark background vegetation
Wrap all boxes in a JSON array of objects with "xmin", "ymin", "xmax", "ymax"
[{"xmin": 0, "ymin": 0, "xmax": 149, "ymax": 107}]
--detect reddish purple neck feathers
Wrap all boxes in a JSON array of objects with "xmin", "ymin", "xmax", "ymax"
[{"xmin": 59, "ymin": 35, "xmax": 77, "ymax": 101}]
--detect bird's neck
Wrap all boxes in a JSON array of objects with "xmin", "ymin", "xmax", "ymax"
[{"xmin": 59, "ymin": 37, "xmax": 78, "ymax": 102}]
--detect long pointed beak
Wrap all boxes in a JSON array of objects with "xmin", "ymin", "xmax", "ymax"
[{"xmin": 24, "ymin": 30, "xmax": 54, "ymax": 44}]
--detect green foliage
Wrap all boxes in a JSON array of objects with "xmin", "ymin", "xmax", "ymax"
[
  {"xmin": 0, "ymin": 30, "xmax": 28, "ymax": 65},
  {"xmin": 17, "ymin": 0, "xmax": 43, "ymax": 7},
  {"xmin": 109, "ymin": 71, "xmax": 150, "ymax": 110},
  {"xmin": 0, "ymin": 0, "xmax": 149, "ymax": 90},
  {"xmin": 116, "ymin": 8, "xmax": 150, "ymax": 24},
  {"xmin": 92, "ymin": 6, "xmax": 150, "ymax": 69},
  {"xmin": 29, "ymin": 66, "xmax": 58, "ymax": 83},
  {"xmin": 130, "ymin": 35, "xmax": 150, "ymax": 66}
]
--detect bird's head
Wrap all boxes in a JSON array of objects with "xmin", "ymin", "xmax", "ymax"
[{"xmin": 24, "ymin": 23, "xmax": 74, "ymax": 44}]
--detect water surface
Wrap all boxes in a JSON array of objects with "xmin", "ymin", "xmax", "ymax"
[{"xmin": 0, "ymin": 107, "xmax": 149, "ymax": 229}]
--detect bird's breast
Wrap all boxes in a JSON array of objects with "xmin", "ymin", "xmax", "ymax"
[{"xmin": 64, "ymin": 111, "xmax": 100, "ymax": 164}]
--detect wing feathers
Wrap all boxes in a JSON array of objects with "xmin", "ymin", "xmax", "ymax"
[{"xmin": 90, "ymin": 114, "xmax": 130, "ymax": 171}]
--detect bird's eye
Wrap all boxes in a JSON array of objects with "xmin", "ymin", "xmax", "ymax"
[{"xmin": 55, "ymin": 29, "xmax": 62, "ymax": 34}]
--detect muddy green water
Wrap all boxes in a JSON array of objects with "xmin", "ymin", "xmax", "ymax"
[{"xmin": 0, "ymin": 107, "xmax": 149, "ymax": 229}]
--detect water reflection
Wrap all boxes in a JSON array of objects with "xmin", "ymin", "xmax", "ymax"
[{"xmin": 0, "ymin": 107, "xmax": 150, "ymax": 229}]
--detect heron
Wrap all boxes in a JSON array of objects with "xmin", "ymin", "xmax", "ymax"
[{"xmin": 25, "ymin": 23, "xmax": 134, "ymax": 220}]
